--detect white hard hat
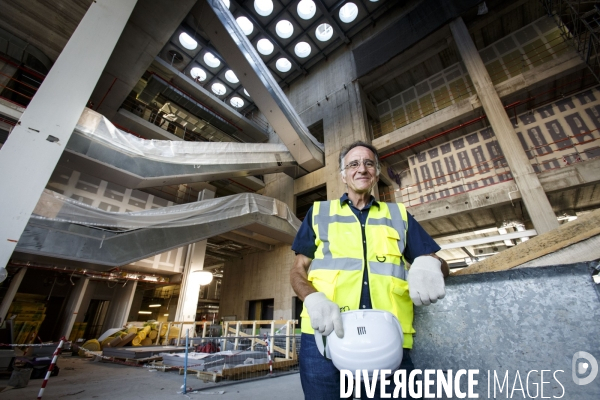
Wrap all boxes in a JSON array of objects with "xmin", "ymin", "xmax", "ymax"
[{"xmin": 314, "ymin": 309, "xmax": 403, "ymax": 375}]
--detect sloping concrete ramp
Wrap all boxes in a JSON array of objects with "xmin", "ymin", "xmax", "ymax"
[
  {"xmin": 59, "ymin": 108, "xmax": 299, "ymax": 189},
  {"xmin": 15, "ymin": 190, "xmax": 300, "ymax": 269}
]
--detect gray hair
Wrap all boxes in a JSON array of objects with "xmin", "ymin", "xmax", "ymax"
[{"xmin": 339, "ymin": 141, "xmax": 381, "ymax": 176}]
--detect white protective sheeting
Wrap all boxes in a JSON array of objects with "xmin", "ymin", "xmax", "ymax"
[
  {"xmin": 75, "ymin": 108, "xmax": 296, "ymax": 165},
  {"xmin": 32, "ymin": 189, "xmax": 301, "ymax": 231}
]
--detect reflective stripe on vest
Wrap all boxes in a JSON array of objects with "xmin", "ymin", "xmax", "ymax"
[{"xmin": 301, "ymin": 200, "xmax": 415, "ymax": 348}]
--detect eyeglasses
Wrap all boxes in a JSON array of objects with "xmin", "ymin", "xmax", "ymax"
[{"xmin": 343, "ymin": 159, "xmax": 377, "ymax": 171}]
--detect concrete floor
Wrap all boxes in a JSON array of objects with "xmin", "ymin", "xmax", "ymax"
[{"xmin": 0, "ymin": 355, "xmax": 305, "ymax": 399}]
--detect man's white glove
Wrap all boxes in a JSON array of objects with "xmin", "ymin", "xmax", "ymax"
[
  {"xmin": 304, "ymin": 292, "xmax": 344, "ymax": 338},
  {"xmin": 408, "ymin": 256, "xmax": 445, "ymax": 306}
]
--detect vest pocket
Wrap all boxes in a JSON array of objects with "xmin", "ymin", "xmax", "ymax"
[
  {"xmin": 391, "ymin": 280, "xmax": 416, "ymax": 334},
  {"xmin": 301, "ymin": 270, "xmax": 340, "ymax": 319}
]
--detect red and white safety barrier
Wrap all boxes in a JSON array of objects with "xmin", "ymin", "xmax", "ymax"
[
  {"xmin": 264, "ymin": 334, "xmax": 273, "ymax": 375},
  {"xmin": 37, "ymin": 336, "xmax": 65, "ymax": 400}
]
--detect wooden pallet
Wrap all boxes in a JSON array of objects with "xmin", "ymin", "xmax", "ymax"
[{"xmin": 178, "ymin": 359, "xmax": 298, "ymax": 382}]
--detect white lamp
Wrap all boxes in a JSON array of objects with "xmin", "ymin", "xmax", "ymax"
[{"xmin": 193, "ymin": 270, "xmax": 213, "ymax": 286}]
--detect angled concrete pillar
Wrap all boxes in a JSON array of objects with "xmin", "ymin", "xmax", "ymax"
[
  {"xmin": 175, "ymin": 190, "xmax": 216, "ymax": 331},
  {"xmin": 58, "ymin": 277, "xmax": 90, "ymax": 339},
  {"xmin": 449, "ymin": 17, "xmax": 559, "ymax": 234},
  {"xmin": 0, "ymin": 0, "xmax": 138, "ymax": 270},
  {"xmin": 0, "ymin": 267, "xmax": 27, "ymax": 323},
  {"xmin": 102, "ymin": 280, "xmax": 138, "ymax": 330}
]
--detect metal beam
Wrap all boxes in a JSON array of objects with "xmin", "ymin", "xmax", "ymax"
[
  {"xmin": 196, "ymin": 0, "xmax": 324, "ymax": 172},
  {"xmin": 313, "ymin": 0, "xmax": 350, "ymax": 44},
  {"xmin": 439, "ymin": 230, "xmax": 538, "ymax": 250}
]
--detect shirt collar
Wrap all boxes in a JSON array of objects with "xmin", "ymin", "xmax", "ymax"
[{"xmin": 340, "ymin": 193, "xmax": 379, "ymax": 209}]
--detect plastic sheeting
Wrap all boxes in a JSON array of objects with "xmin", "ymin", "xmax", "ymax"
[
  {"xmin": 32, "ymin": 189, "xmax": 301, "ymax": 231},
  {"xmin": 75, "ymin": 108, "xmax": 296, "ymax": 166}
]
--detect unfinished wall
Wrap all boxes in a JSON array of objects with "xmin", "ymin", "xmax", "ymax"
[{"xmin": 219, "ymin": 243, "xmax": 296, "ymax": 321}]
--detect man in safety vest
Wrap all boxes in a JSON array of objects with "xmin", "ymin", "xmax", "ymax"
[{"xmin": 290, "ymin": 140, "xmax": 449, "ymax": 399}]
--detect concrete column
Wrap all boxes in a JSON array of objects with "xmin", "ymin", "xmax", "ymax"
[
  {"xmin": 0, "ymin": 267, "xmax": 27, "ymax": 323},
  {"xmin": 174, "ymin": 189, "xmax": 216, "ymax": 331},
  {"xmin": 58, "ymin": 277, "xmax": 90, "ymax": 339},
  {"xmin": 0, "ymin": 0, "xmax": 138, "ymax": 270},
  {"xmin": 449, "ymin": 17, "xmax": 559, "ymax": 234},
  {"xmin": 324, "ymin": 80, "xmax": 372, "ymax": 199},
  {"xmin": 102, "ymin": 280, "xmax": 138, "ymax": 330}
]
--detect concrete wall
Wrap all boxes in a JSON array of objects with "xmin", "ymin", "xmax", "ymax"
[
  {"xmin": 401, "ymin": 85, "xmax": 600, "ymax": 206},
  {"xmin": 219, "ymin": 243, "xmax": 296, "ymax": 321}
]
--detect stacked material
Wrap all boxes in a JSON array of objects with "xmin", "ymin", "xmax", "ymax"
[
  {"xmin": 6, "ymin": 294, "xmax": 47, "ymax": 344},
  {"xmin": 161, "ymin": 350, "xmax": 268, "ymax": 372},
  {"xmin": 68, "ymin": 322, "xmax": 88, "ymax": 342}
]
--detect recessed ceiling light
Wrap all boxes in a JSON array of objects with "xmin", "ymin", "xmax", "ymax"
[
  {"xmin": 204, "ymin": 52, "xmax": 221, "ymax": 68},
  {"xmin": 212, "ymin": 82, "xmax": 227, "ymax": 95},
  {"xmin": 276, "ymin": 58, "xmax": 292, "ymax": 72},
  {"xmin": 190, "ymin": 67, "xmax": 207, "ymax": 81},
  {"xmin": 254, "ymin": 0, "xmax": 273, "ymax": 17},
  {"xmin": 294, "ymin": 42, "xmax": 311, "ymax": 58},
  {"xmin": 236, "ymin": 16, "xmax": 254, "ymax": 35},
  {"xmin": 257, "ymin": 38, "xmax": 274, "ymax": 55},
  {"xmin": 276, "ymin": 20, "xmax": 294, "ymax": 39},
  {"xmin": 315, "ymin": 23, "xmax": 333, "ymax": 42},
  {"xmin": 149, "ymin": 304, "xmax": 162, "ymax": 308},
  {"xmin": 179, "ymin": 32, "xmax": 198, "ymax": 50},
  {"xmin": 230, "ymin": 97, "xmax": 244, "ymax": 108},
  {"xmin": 244, "ymin": 89, "xmax": 250, "ymax": 97},
  {"xmin": 221, "ymin": 0, "xmax": 230, "ymax": 8},
  {"xmin": 297, "ymin": 0, "xmax": 316, "ymax": 20},
  {"xmin": 225, "ymin": 69, "xmax": 239, "ymax": 83},
  {"xmin": 138, "ymin": 311, "xmax": 152, "ymax": 314},
  {"xmin": 339, "ymin": 2, "xmax": 359, "ymax": 23}
]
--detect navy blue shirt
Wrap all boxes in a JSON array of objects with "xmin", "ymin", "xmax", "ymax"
[{"xmin": 291, "ymin": 194, "xmax": 441, "ymax": 309}]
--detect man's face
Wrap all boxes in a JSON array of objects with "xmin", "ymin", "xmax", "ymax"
[{"xmin": 341, "ymin": 146, "xmax": 379, "ymax": 195}]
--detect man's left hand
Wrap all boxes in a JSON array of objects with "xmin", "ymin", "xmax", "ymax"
[{"xmin": 408, "ymin": 256, "xmax": 445, "ymax": 306}]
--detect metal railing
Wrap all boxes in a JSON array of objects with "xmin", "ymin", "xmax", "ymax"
[{"xmin": 543, "ymin": 0, "xmax": 600, "ymax": 82}]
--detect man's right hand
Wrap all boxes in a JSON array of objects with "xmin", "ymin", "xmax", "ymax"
[{"xmin": 303, "ymin": 292, "xmax": 344, "ymax": 338}]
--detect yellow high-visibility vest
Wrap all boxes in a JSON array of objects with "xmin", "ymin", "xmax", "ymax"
[{"xmin": 300, "ymin": 200, "xmax": 416, "ymax": 348}]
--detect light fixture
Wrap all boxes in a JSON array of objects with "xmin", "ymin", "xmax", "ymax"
[
  {"xmin": 164, "ymin": 314, "xmax": 169, "ymax": 317},
  {"xmin": 225, "ymin": 69, "xmax": 239, "ymax": 83},
  {"xmin": 294, "ymin": 42, "xmax": 311, "ymax": 58},
  {"xmin": 203, "ymin": 52, "xmax": 221, "ymax": 68},
  {"xmin": 190, "ymin": 67, "xmax": 207, "ymax": 81},
  {"xmin": 243, "ymin": 89, "xmax": 250, "ymax": 97},
  {"xmin": 193, "ymin": 270, "xmax": 214, "ymax": 285},
  {"xmin": 221, "ymin": 0, "xmax": 230, "ymax": 8},
  {"xmin": 254, "ymin": 0, "xmax": 274, "ymax": 17},
  {"xmin": 339, "ymin": 2, "xmax": 358, "ymax": 23},
  {"xmin": 315, "ymin": 23, "xmax": 333, "ymax": 42},
  {"xmin": 276, "ymin": 20, "xmax": 294, "ymax": 39},
  {"xmin": 297, "ymin": 0, "xmax": 316, "ymax": 20},
  {"xmin": 276, "ymin": 58, "xmax": 292, "ymax": 72},
  {"xmin": 230, "ymin": 97, "xmax": 244, "ymax": 108},
  {"xmin": 179, "ymin": 32, "xmax": 198, "ymax": 50},
  {"xmin": 149, "ymin": 304, "xmax": 162, "ymax": 308},
  {"xmin": 257, "ymin": 38, "xmax": 274, "ymax": 55},
  {"xmin": 212, "ymin": 82, "xmax": 227, "ymax": 95},
  {"xmin": 236, "ymin": 16, "xmax": 254, "ymax": 35},
  {"xmin": 138, "ymin": 311, "xmax": 152, "ymax": 314}
]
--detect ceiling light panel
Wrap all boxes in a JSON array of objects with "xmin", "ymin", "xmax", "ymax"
[
  {"xmin": 179, "ymin": 32, "xmax": 198, "ymax": 50},
  {"xmin": 190, "ymin": 66, "xmax": 208, "ymax": 82},
  {"xmin": 315, "ymin": 23, "xmax": 333, "ymax": 42},
  {"xmin": 294, "ymin": 41, "xmax": 311, "ymax": 58},
  {"xmin": 276, "ymin": 20, "xmax": 294, "ymax": 39},
  {"xmin": 236, "ymin": 16, "xmax": 254, "ymax": 35},
  {"xmin": 254, "ymin": 0, "xmax": 273, "ymax": 17},
  {"xmin": 225, "ymin": 69, "xmax": 239, "ymax": 84},
  {"xmin": 203, "ymin": 51, "xmax": 222, "ymax": 69},
  {"xmin": 212, "ymin": 82, "xmax": 227, "ymax": 96},
  {"xmin": 257, "ymin": 38, "xmax": 274, "ymax": 55},
  {"xmin": 339, "ymin": 3, "xmax": 359, "ymax": 23},
  {"xmin": 297, "ymin": 0, "xmax": 316, "ymax": 20}
]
